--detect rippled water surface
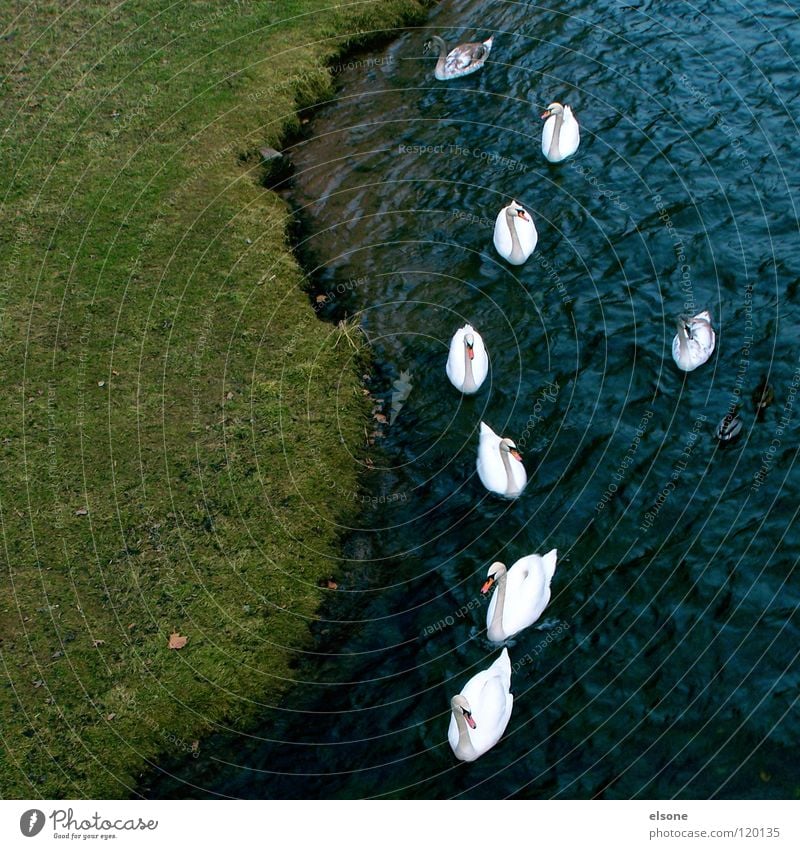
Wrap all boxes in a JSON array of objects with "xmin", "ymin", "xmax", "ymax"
[{"xmin": 145, "ymin": 0, "xmax": 800, "ymax": 798}]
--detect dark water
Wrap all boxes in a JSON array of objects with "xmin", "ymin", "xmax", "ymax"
[{"xmin": 145, "ymin": 0, "xmax": 800, "ymax": 798}]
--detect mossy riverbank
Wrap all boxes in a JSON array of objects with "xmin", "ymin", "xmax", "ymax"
[{"xmin": 0, "ymin": 0, "xmax": 432, "ymax": 798}]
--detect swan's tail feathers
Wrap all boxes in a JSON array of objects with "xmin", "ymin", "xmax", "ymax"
[
  {"xmin": 696, "ymin": 309, "xmax": 712, "ymax": 323},
  {"xmin": 479, "ymin": 421, "xmax": 493, "ymax": 436},
  {"xmin": 543, "ymin": 548, "xmax": 558, "ymax": 580},
  {"xmin": 495, "ymin": 647, "xmax": 512, "ymax": 680}
]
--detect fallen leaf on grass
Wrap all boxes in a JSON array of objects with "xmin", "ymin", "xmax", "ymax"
[{"xmin": 168, "ymin": 632, "xmax": 188, "ymax": 650}]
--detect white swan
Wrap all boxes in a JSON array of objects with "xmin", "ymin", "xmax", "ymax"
[
  {"xmin": 426, "ymin": 35, "xmax": 494, "ymax": 81},
  {"xmin": 541, "ymin": 102, "xmax": 580, "ymax": 163},
  {"xmin": 672, "ymin": 310, "xmax": 716, "ymax": 372},
  {"xmin": 448, "ymin": 647, "xmax": 513, "ymax": 762},
  {"xmin": 482, "ymin": 550, "xmax": 558, "ymax": 642},
  {"xmin": 446, "ymin": 324, "xmax": 489, "ymax": 394},
  {"xmin": 477, "ymin": 422, "xmax": 527, "ymax": 498},
  {"xmin": 493, "ymin": 199, "xmax": 538, "ymax": 265}
]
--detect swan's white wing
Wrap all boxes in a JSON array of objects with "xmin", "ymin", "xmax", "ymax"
[
  {"xmin": 461, "ymin": 652, "xmax": 513, "ymax": 756},
  {"xmin": 671, "ymin": 332, "xmax": 684, "ymax": 367},
  {"xmin": 445, "ymin": 326, "xmax": 467, "ymax": 388},
  {"xmin": 517, "ymin": 216, "xmax": 538, "ymax": 257},
  {"xmin": 477, "ymin": 425, "xmax": 507, "ymax": 494},
  {"xmin": 444, "ymin": 42, "xmax": 488, "ymax": 77},
  {"xmin": 492, "ymin": 646, "xmax": 512, "ymax": 685},
  {"xmin": 541, "ymin": 548, "xmax": 558, "ymax": 581},
  {"xmin": 559, "ymin": 108, "xmax": 580, "ymax": 158},
  {"xmin": 541, "ymin": 114, "xmax": 557, "ymax": 159},
  {"xmin": 501, "ymin": 555, "xmax": 549, "ymax": 636},
  {"xmin": 446, "ymin": 49, "xmax": 469, "ymax": 71},
  {"xmin": 471, "ymin": 329, "xmax": 490, "ymax": 387},
  {"xmin": 493, "ymin": 208, "xmax": 512, "ymax": 260},
  {"xmin": 508, "ymin": 454, "xmax": 527, "ymax": 496},
  {"xmin": 692, "ymin": 313, "xmax": 715, "ymax": 357}
]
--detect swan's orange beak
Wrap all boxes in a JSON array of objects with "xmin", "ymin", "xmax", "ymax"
[
  {"xmin": 541, "ymin": 109, "xmax": 552, "ymax": 119},
  {"xmin": 481, "ymin": 577, "xmax": 495, "ymax": 595},
  {"xmin": 510, "ymin": 449, "xmax": 523, "ymax": 462},
  {"xmin": 464, "ymin": 710, "xmax": 476, "ymax": 729},
  {"xmin": 467, "ymin": 345, "xmax": 475, "ymax": 360}
]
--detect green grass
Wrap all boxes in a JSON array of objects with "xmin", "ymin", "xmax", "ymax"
[{"xmin": 0, "ymin": 0, "xmax": 432, "ymax": 798}]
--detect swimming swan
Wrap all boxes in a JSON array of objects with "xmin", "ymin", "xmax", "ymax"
[
  {"xmin": 493, "ymin": 199, "xmax": 538, "ymax": 265},
  {"xmin": 541, "ymin": 102, "xmax": 580, "ymax": 163},
  {"xmin": 446, "ymin": 324, "xmax": 489, "ymax": 394},
  {"xmin": 482, "ymin": 550, "xmax": 558, "ymax": 642},
  {"xmin": 477, "ymin": 422, "xmax": 527, "ymax": 498},
  {"xmin": 426, "ymin": 35, "xmax": 494, "ymax": 81},
  {"xmin": 672, "ymin": 310, "xmax": 716, "ymax": 371},
  {"xmin": 448, "ymin": 648, "xmax": 513, "ymax": 762}
]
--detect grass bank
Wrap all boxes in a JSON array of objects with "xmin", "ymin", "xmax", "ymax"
[{"xmin": 0, "ymin": 0, "xmax": 432, "ymax": 798}]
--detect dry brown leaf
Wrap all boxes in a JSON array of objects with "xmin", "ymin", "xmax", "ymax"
[
  {"xmin": 374, "ymin": 413, "xmax": 387, "ymax": 424},
  {"xmin": 168, "ymin": 632, "xmax": 188, "ymax": 650}
]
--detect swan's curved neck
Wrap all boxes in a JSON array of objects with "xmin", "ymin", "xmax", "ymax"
[
  {"xmin": 487, "ymin": 569, "xmax": 508, "ymax": 641},
  {"xmin": 506, "ymin": 210, "xmax": 524, "ymax": 263},
  {"xmin": 431, "ymin": 36, "xmax": 448, "ymax": 68},
  {"xmin": 462, "ymin": 344, "xmax": 477, "ymax": 392},
  {"xmin": 453, "ymin": 709, "xmax": 477, "ymax": 760},
  {"xmin": 547, "ymin": 111, "xmax": 564, "ymax": 160},
  {"xmin": 500, "ymin": 447, "xmax": 516, "ymax": 495}
]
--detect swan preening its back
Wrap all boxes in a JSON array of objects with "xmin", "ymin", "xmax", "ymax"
[
  {"xmin": 446, "ymin": 324, "xmax": 489, "ymax": 394},
  {"xmin": 482, "ymin": 550, "xmax": 558, "ymax": 642},
  {"xmin": 427, "ymin": 35, "xmax": 494, "ymax": 81},
  {"xmin": 493, "ymin": 199, "xmax": 538, "ymax": 265},
  {"xmin": 541, "ymin": 102, "xmax": 580, "ymax": 162},
  {"xmin": 476, "ymin": 422, "xmax": 527, "ymax": 498},
  {"xmin": 448, "ymin": 648, "xmax": 513, "ymax": 762},
  {"xmin": 672, "ymin": 310, "xmax": 716, "ymax": 371}
]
